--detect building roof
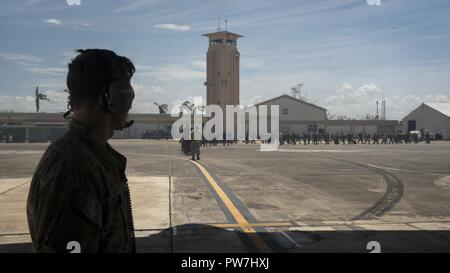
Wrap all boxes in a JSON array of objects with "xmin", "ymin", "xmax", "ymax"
[
  {"xmin": 202, "ymin": 31, "xmax": 244, "ymax": 38},
  {"xmin": 425, "ymin": 102, "xmax": 450, "ymax": 117},
  {"xmin": 255, "ymin": 94, "xmax": 327, "ymax": 112}
]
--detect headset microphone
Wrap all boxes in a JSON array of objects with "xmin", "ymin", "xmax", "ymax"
[{"xmin": 123, "ymin": 120, "xmax": 134, "ymax": 128}]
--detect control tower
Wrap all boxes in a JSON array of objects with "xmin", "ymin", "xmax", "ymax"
[{"xmin": 202, "ymin": 29, "xmax": 243, "ymax": 108}]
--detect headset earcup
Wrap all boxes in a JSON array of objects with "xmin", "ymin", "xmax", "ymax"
[{"xmin": 108, "ymin": 79, "xmax": 134, "ymax": 113}]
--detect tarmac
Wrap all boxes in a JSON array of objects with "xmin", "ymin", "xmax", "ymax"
[{"xmin": 0, "ymin": 140, "xmax": 449, "ymax": 253}]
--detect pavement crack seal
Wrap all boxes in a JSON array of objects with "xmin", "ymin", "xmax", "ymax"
[{"xmin": 187, "ymin": 159, "xmax": 273, "ymax": 253}]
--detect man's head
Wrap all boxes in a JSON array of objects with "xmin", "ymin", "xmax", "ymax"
[{"xmin": 66, "ymin": 49, "xmax": 135, "ymax": 130}]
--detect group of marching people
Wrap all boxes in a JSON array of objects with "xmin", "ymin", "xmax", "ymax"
[
  {"xmin": 180, "ymin": 131, "xmax": 431, "ymax": 155},
  {"xmin": 179, "ymin": 129, "xmax": 202, "ymax": 160},
  {"xmin": 278, "ymin": 131, "xmax": 431, "ymax": 145}
]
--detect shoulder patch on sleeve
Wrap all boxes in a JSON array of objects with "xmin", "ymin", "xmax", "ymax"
[{"xmin": 70, "ymin": 190, "xmax": 102, "ymax": 227}]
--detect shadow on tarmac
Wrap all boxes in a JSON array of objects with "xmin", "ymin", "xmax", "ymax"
[{"xmin": 1, "ymin": 224, "xmax": 449, "ymax": 253}]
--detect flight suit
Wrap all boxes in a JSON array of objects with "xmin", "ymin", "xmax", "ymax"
[{"xmin": 27, "ymin": 120, "xmax": 136, "ymax": 253}]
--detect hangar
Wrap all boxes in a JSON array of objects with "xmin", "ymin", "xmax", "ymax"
[
  {"xmin": 254, "ymin": 94, "xmax": 398, "ymax": 136},
  {"xmin": 401, "ymin": 102, "xmax": 450, "ymax": 140}
]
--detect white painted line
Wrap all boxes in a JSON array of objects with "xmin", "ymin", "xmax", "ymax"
[
  {"xmin": 0, "ymin": 151, "xmax": 43, "ymax": 154},
  {"xmin": 277, "ymin": 149, "xmax": 371, "ymax": 153}
]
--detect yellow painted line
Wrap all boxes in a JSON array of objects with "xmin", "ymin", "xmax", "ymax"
[
  {"xmin": 210, "ymin": 222, "xmax": 292, "ymax": 228},
  {"xmin": 189, "ymin": 159, "xmax": 273, "ymax": 253}
]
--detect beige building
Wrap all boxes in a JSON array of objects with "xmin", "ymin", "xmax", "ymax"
[
  {"xmin": 401, "ymin": 102, "xmax": 450, "ymax": 140},
  {"xmin": 0, "ymin": 112, "xmax": 179, "ymax": 142},
  {"xmin": 252, "ymin": 95, "xmax": 398, "ymax": 136},
  {"xmin": 203, "ymin": 30, "xmax": 243, "ymax": 107}
]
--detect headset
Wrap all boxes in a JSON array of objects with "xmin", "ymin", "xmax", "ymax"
[
  {"xmin": 64, "ymin": 78, "xmax": 135, "ymax": 130},
  {"xmin": 103, "ymin": 78, "xmax": 135, "ymax": 129}
]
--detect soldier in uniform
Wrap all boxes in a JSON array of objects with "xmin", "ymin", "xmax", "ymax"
[
  {"xmin": 190, "ymin": 128, "xmax": 201, "ymax": 160},
  {"xmin": 180, "ymin": 137, "xmax": 186, "ymax": 153},
  {"xmin": 347, "ymin": 133, "xmax": 353, "ymax": 145},
  {"xmin": 357, "ymin": 132, "xmax": 364, "ymax": 144},
  {"xmin": 405, "ymin": 131, "xmax": 411, "ymax": 144},
  {"xmin": 279, "ymin": 132, "xmax": 284, "ymax": 145},
  {"xmin": 27, "ymin": 49, "xmax": 136, "ymax": 253},
  {"xmin": 381, "ymin": 133, "xmax": 388, "ymax": 144},
  {"xmin": 373, "ymin": 133, "xmax": 379, "ymax": 144},
  {"xmin": 389, "ymin": 134, "xmax": 395, "ymax": 144},
  {"xmin": 333, "ymin": 134, "xmax": 339, "ymax": 144},
  {"xmin": 425, "ymin": 131, "xmax": 431, "ymax": 144},
  {"xmin": 364, "ymin": 133, "xmax": 371, "ymax": 144},
  {"xmin": 341, "ymin": 132, "xmax": 346, "ymax": 145},
  {"xmin": 324, "ymin": 132, "xmax": 330, "ymax": 145}
]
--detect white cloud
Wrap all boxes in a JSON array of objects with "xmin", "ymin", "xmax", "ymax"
[
  {"xmin": 112, "ymin": 0, "xmax": 151, "ymax": 13},
  {"xmin": 0, "ymin": 52, "xmax": 44, "ymax": 63},
  {"xmin": 0, "ymin": 51, "xmax": 67, "ymax": 77},
  {"xmin": 43, "ymin": 18, "xmax": 62, "ymax": 25},
  {"xmin": 190, "ymin": 60, "xmax": 206, "ymax": 69},
  {"xmin": 323, "ymin": 82, "xmax": 449, "ymax": 120},
  {"xmin": 154, "ymin": 23, "xmax": 191, "ymax": 31},
  {"xmin": 66, "ymin": 0, "xmax": 81, "ymax": 6},
  {"xmin": 26, "ymin": 67, "xmax": 67, "ymax": 76},
  {"xmin": 129, "ymin": 83, "xmax": 166, "ymax": 113},
  {"xmin": 241, "ymin": 79, "xmax": 256, "ymax": 85},
  {"xmin": 61, "ymin": 51, "xmax": 77, "ymax": 66},
  {"xmin": 241, "ymin": 57, "xmax": 266, "ymax": 69},
  {"xmin": 240, "ymin": 95, "xmax": 263, "ymax": 107},
  {"xmin": 136, "ymin": 62, "xmax": 204, "ymax": 81}
]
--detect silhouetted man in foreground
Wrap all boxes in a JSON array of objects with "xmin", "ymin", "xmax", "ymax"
[{"xmin": 27, "ymin": 49, "xmax": 136, "ymax": 253}]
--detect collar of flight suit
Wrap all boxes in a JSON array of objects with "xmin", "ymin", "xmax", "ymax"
[{"xmin": 68, "ymin": 119, "xmax": 127, "ymax": 174}]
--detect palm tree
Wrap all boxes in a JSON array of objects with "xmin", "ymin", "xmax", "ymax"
[
  {"xmin": 181, "ymin": 101, "xmax": 205, "ymax": 115},
  {"xmin": 153, "ymin": 103, "xmax": 168, "ymax": 138},
  {"xmin": 153, "ymin": 103, "xmax": 168, "ymax": 114},
  {"xmin": 195, "ymin": 105, "xmax": 206, "ymax": 114},
  {"xmin": 182, "ymin": 101, "xmax": 194, "ymax": 113}
]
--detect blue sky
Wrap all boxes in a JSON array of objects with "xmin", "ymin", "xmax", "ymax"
[{"xmin": 0, "ymin": 0, "xmax": 449, "ymax": 119}]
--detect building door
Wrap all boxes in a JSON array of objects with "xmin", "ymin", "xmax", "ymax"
[{"xmin": 407, "ymin": 120, "xmax": 416, "ymax": 131}]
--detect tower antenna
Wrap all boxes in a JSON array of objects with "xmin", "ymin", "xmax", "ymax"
[
  {"xmin": 376, "ymin": 100, "xmax": 379, "ymax": 120},
  {"xmin": 217, "ymin": 16, "xmax": 221, "ymax": 32},
  {"xmin": 381, "ymin": 88, "xmax": 386, "ymax": 120},
  {"xmin": 225, "ymin": 19, "xmax": 228, "ymax": 31}
]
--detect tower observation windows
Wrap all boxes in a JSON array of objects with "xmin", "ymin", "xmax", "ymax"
[
  {"xmin": 226, "ymin": 39, "xmax": 236, "ymax": 46},
  {"xmin": 211, "ymin": 39, "xmax": 223, "ymax": 45},
  {"xmin": 210, "ymin": 39, "xmax": 236, "ymax": 46}
]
